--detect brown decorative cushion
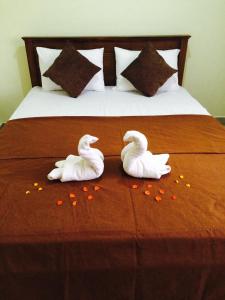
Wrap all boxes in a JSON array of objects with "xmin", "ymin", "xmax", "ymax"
[
  {"xmin": 43, "ymin": 45, "xmax": 101, "ymax": 98},
  {"xmin": 121, "ymin": 43, "xmax": 176, "ymax": 97}
]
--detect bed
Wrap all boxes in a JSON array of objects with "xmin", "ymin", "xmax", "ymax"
[{"xmin": 1, "ymin": 36, "xmax": 225, "ymax": 300}]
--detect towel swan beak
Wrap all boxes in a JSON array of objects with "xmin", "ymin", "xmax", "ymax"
[{"xmin": 82, "ymin": 134, "xmax": 99, "ymax": 145}]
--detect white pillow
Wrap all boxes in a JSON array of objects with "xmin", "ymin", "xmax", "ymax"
[
  {"xmin": 157, "ymin": 49, "xmax": 180, "ymax": 93},
  {"xmin": 114, "ymin": 47, "xmax": 140, "ymax": 91},
  {"xmin": 36, "ymin": 47, "xmax": 105, "ymax": 92},
  {"xmin": 114, "ymin": 47, "xmax": 180, "ymax": 93}
]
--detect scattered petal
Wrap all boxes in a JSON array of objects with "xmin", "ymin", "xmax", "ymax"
[
  {"xmin": 25, "ymin": 190, "xmax": 30, "ymax": 195},
  {"xmin": 155, "ymin": 195, "xmax": 162, "ymax": 202},
  {"xmin": 94, "ymin": 185, "xmax": 101, "ymax": 191},
  {"xmin": 147, "ymin": 184, "xmax": 153, "ymax": 188},
  {"xmin": 159, "ymin": 189, "xmax": 165, "ymax": 195},
  {"xmin": 38, "ymin": 187, "xmax": 43, "ymax": 191},
  {"xmin": 186, "ymin": 183, "xmax": 191, "ymax": 188},
  {"xmin": 144, "ymin": 190, "xmax": 151, "ymax": 196},
  {"xmin": 69, "ymin": 193, "xmax": 76, "ymax": 198},
  {"xmin": 131, "ymin": 184, "xmax": 138, "ymax": 189},
  {"xmin": 87, "ymin": 194, "xmax": 94, "ymax": 200},
  {"xmin": 175, "ymin": 180, "xmax": 179, "ymax": 184},
  {"xmin": 72, "ymin": 200, "xmax": 77, "ymax": 206},
  {"xmin": 56, "ymin": 200, "xmax": 63, "ymax": 206},
  {"xmin": 33, "ymin": 182, "xmax": 39, "ymax": 187},
  {"xmin": 171, "ymin": 195, "xmax": 177, "ymax": 200},
  {"xmin": 179, "ymin": 175, "xmax": 184, "ymax": 179},
  {"xmin": 82, "ymin": 186, "xmax": 88, "ymax": 192}
]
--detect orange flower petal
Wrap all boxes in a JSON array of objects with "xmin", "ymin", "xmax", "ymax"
[
  {"xmin": 38, "ymin": 187, "xmax": 43, "ymax": 191},
  {"xmin": 87, "ymin": 194, "xmax": 94, "ymax": 200},
  {"xmin": 56, "ymin": 200, "xmax": 63, "ymax": 206},
  {"xmin": 82, "ymin": 186, "xmax": 88, "ymax": 192},
  {"xmin": 159, "ymin": 189, "xmax": 165, "ymax": 194},
  {"xmin": 72, "ymin": 200, "xmax": 77, "ymax": 206},
  {"xmin": 147, "ymin": 184, "xmax": 153, "ymax": 188},
  {"xmin": 144, "ymin": 190, "xmax": 151, "ymax": 196},
  {"xmin": 171, "ymin": 195, "xmax": 177, "ymax": 200},
  {"xmin": 131, "ymin": 184, "xmax": 138, "ymax": 189},
  {"xmin": 25, "ymin": 190, "xmax": 30, "ymax": 195},
  {"xmin": 155, "ymin": 195, "xmax": 162, "ymax": 202},
  {"xmin": 33, "ymin": 182, "xmax": 39, "ymax": 187},
  {"xmin": 175, "ymin": 180, "xmax": 179, "ymax": 184},
  {"xmin": 69, "ymin": 193, "xmax": 76, "ymax": 198},
  {"xmin": 179, "ymin": 175, "xmax": 184, "ymax": 179},
  {"xmin": 186, "ymin": 183, "xmax": 191, "ymax": 188},
  {"xmin": 94, "ymin": 185, "xmax": 101, "ymax": 191}
]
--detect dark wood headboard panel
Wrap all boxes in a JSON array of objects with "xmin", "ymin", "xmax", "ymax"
[{"xmin": 22, "ymin": 35, "xmax": 190, "ymax": 87}]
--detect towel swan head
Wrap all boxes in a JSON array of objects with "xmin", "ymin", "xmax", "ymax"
[
  {"xmin": 78, "ymin": 134, "xmax": 99, "ymax": 149},
  {"xmin": 123, "ymin": 130, "xmax": 148, "ymax": 146}
]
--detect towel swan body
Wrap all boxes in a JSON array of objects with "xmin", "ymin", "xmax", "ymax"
[
  {"xmin": 121, "ymin": 130, "xmax": 171, "ymax": 179},
  {"xmin": 47, "ymin": 135, "xmax": 104, "ymax": 182}
]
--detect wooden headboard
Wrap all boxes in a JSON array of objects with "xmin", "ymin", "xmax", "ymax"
[{"xmin": 22, "ymin": 35, "xmax": 190, "ymax": 87}]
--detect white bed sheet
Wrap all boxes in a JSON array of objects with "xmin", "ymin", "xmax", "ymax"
[{"xmin": 10, "ymin": 86, "xmax": 209, "ymax": 120}]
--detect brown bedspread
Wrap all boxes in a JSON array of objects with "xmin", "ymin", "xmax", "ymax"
[{"xmin": 0, "ymin": 115, "xmax": 225, "ymax": 300}]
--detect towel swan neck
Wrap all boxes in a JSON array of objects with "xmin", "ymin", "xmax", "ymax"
[
  {"xmin": 78, "ymin": 135, "xmax": 104, "ymax": 177},
  {"xmin": 123, "ymin": 130, "xmax": 148, "ymax": 158},
  {"xmin": 78, "ymin": 134, "xmax": 97, "ymax": 151}
]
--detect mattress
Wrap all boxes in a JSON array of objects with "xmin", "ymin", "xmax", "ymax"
[{"xmin": 10, "ymin": 86, "xmax": 209, "ymax": 120}]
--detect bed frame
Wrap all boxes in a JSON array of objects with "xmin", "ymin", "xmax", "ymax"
[{"xmin": 22, "ymin": 35, "xmax": 190, "ymax": 87}]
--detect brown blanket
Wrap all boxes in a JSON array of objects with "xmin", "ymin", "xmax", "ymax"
[{"xmin": 0, "ymin": 115, "xmax": 225, "ymax": 300}]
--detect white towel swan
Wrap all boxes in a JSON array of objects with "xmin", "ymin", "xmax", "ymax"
[
  {"xmin": 121, "ymin": 130, "xmax": 171, "ymax": 179},
  {"xmin": 47, "ymin": 134, "xmax": 104, "ymax": 182}
]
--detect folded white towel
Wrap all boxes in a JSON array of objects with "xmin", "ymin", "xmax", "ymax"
[
  {"xmin": 47, "ymin": 135, "xmax": 104, "ymax": 182},
  {"xmin": 121, "ymin": 130, "xmax": 171, "ymax": 179}
]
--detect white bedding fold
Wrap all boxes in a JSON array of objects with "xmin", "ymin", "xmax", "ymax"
[{"xmin": 10, "ymin": 86, "xmax": 209, "ymax": 120}]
